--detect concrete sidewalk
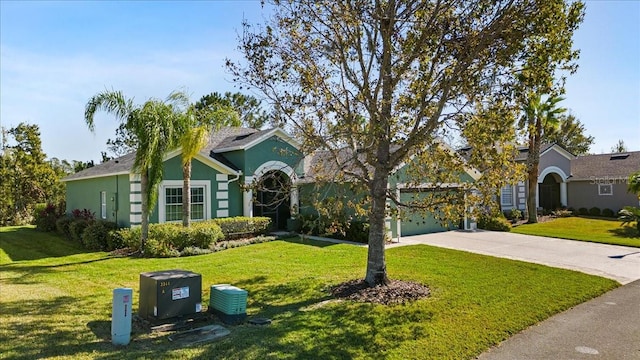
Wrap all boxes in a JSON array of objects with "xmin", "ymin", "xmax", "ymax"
[
  {"xmin": 395, "ymin": 230, "xmax": 640, "ymax": 284},
  {"xmin": 476, "ymin": 279, "xmax": 640, "ymax": 359}
]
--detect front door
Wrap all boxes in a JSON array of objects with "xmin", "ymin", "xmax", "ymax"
[{"xmin": 252, "ymin": 171, "xmax": 291, "ymax": 230}]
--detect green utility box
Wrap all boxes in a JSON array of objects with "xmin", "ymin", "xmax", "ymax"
[
  {"xmin": 139, "ymin": 270, "xmax": 202, "ymax": 321},
  {"xmin": 208, "ymin": 284, "xmax": 247, "ymax": 324}
]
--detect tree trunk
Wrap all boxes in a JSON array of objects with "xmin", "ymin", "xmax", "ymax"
[
  {"xmin": 365, "ymin": 168, "xmax": 390, "ymax": 287},
  {"xmin": 182, "ymin": 160, "xmax": 191, "ymax": 227},
  {"xmin": 140, "ymin": 171, "xmax": 149, "ymax": 254},
  {"xmin": 526, "ymin": 117, "xmax": 542, "ymax": 223}
]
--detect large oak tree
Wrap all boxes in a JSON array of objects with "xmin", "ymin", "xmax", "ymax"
[{"xmin": 229, "ymin": 0, "xmax": 584, "ymax": 286}]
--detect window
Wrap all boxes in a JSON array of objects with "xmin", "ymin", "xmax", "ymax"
[
  {"xmin": 164, "ymin": 187, "xmax": 206, "ymax": 221},
  {"xmin": 500, "ymin": 185, "xmax": 514, "ymax": 206},
  {"xmin": 598, "ymin": 184, "xmax": 613, "ymax": 196},
  {"xmin": 100, "ymin": 191, "xmax": 107, "ymax": 219},
  {"xmin": 159, "ymin": 180, "xmax": 210, "ymax": 223}
]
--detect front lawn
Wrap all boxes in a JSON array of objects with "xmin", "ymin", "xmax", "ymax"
[
  {"xmin": 0, "ymin": 226, "xmax": 618, "ymax": 359},
  {"xmin": 512, "ymin": 216, "xmax": 640, "ymax": 247}
]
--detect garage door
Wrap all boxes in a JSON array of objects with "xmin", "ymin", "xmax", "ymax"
[{"xmin": 398, "ymin": 191, "xmax": 458, "ymax": 236}]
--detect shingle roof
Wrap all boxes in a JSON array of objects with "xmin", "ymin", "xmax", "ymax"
[
  {"xmin": 63, "ymin": 127, "xmax": 268, "ymax": 181},
  {"xmin": 62, "ymin": 152, "xmax": 136, "ymax": 181},
  {"xmin": 514, "ymin": 143, "xmax": 557, "ymax": 161},
  {"xmin": 209, "ymin": 128, "xmax": 275, "ymax": 152},
  {"xmin": 570, "ymin": 151, "xmax": 640, "ymax": 181}
]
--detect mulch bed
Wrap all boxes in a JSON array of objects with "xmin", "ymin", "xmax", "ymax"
[{"xmin": 331, "ymin": 279, "xmax": 431, "ymax": 305}]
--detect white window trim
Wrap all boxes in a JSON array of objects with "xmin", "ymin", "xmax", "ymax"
[
  {"xmin": 100, "ymin": 191, "xmax": 107, "ymax": 219},
  {"xmin": 500, "ymin": 185, "xmax": 515, "ymax": 208},
  {"xmin": 598, "ymin": 183, "xmax": 613, "ymax": 196},
  {"xmin": 158, "ymin": 180, "xmax": 211, "ymax": 223}
]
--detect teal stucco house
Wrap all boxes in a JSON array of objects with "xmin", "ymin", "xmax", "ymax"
[{"xmin": 63, "ymin": 127, "xmax": 479, "ymax": 239}]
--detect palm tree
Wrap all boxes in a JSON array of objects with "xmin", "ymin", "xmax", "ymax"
[
  {"xmin": 520, "ymin": 92, "xmax": 566, "ymax": 223},
  {"xmin": 84, "ymin": 90, "xmax": 188, "ymax": 252},
  {"xmin": 178, "ymin": 105, "xmax": 240, "ymax": 227}
]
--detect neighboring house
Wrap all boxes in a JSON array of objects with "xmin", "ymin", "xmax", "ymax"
[
  {"xmin": 499, "ymin": 144, "xmax": 640, "ymax": 214},
  {"xmin": 567, "ymin": 151, "xmax": 640, "ymax": 212},
  {"xmin": 63, "ymin": 127, "xmax": 479, "ymax": 239}
]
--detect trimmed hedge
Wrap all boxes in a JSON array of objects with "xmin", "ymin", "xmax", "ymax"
[
  {"xmin": 588, "ymin": 207, "xmax": 601, "ymax": 217},
  {"xmin": 578, "ymin": 208, "xmax": 589, "ymax": 216},
  {"xmin": 478, "ymin": 216, "xmax": 511, "ymax": 232},
  {"xmin": 602, "ymin": 208, "xmax": 615, "ymax": 218},
  {"xmin": 116, "ymin": 222, "xmax": 224, "ymax": 257},
  {"xmin": 209, "ymin": 217, "xmax": 272, "ymax": 239}
]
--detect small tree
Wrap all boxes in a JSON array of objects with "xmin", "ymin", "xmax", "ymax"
[
  {"xmin": 520, "ymin": 93, "xmax": 566, "ymax": 223},
  {"xmin": 85, "ymin": 90, "xmax": 187, "ymax": 252},
  {"xmin": 611, "ymin": 139, "xmax": 628, "ymax": 153},
  {"xmin": 177, "ymin": 105, "xmax": 240, "ymax": 227}
]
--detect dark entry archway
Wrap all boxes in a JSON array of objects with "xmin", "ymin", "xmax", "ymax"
[
  {"xmin": 539, "ymin": 173, "xmax": 561, "ymax": 211},
  {"xmin": 253, "ymin": 170, "xmax": 291, "ymax": 230}
]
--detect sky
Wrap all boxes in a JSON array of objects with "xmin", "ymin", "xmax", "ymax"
[{"xmin": 1, "ymin": 0, "xmax": 638, "ymax": 162}]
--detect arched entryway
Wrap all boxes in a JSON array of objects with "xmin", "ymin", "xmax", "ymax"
[
  {"xmin": 252, "ymin": 170, "xmax": 291, "ymax": 230},
  {"xmin": 539, "ymin": 173, "xmax": 561, "ymax": 211}
]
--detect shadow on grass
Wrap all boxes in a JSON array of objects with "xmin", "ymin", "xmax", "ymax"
[
  {"xmin": 608, "ymin": 226, "xmax": 640, "ymax": 239},
  {"xmin": 0, "ymin": 227, "xmax": 91, "ymax": 262},
  {"xmin": 0, "ymin": 256, "xmax": 114, "ymax": 285},
  {"xmin": 2, "ymin": 276, "xmax": 418, "ymax": 360},
  {"xmin": 284, "ymin": 236, "xmax": 364, "ymax": 248}
]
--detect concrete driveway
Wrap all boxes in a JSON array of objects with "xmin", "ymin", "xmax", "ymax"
[{"xmin": 394, "ymin": 230, "xmax": 640, "ymax": 284}]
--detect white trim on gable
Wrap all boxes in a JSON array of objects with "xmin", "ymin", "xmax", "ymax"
[
  {"xmin": 212, "ymin": 128, "xmax": 301, "ymax": 153},
  {"xmin": 163, "ymin": 148, "xmax": 240, "ymax": 175}
]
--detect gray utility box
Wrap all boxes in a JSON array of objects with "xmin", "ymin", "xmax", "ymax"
[{"xmin": 139, "ymin": 270, "xmax": 202, "ymax": 321}]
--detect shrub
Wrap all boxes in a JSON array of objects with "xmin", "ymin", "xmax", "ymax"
[
  {"xmin": 478, "ymin": 216, "xmax": 511, "ymax": 232},
  {"xmin": 56, "ymin": 216, "xmax": 74, "ymax": 237},
  {"xmin": 81, "ymin": 221, "xmax": 118, "ymax": 251},
  {"xmin": 106, "ymin": 229, "xmax": 126, "ymax": 251},
  {"xmin": 209, "ymin": 217, "xmax": 271, "ymax": 239},
  {"xmin": 602, "ymin": 208, "xmax": 615, "ymax": 218},
  {"xmin": 578, "ymin": 208, "xmax": 589, "ymax": 216},
  {"xmin": 114, "ymin": 222, "xmax": 224, "ymax": 257},
  {"xmin": 71, "ymin": 208, "xmax": 96, "ymax": 221},
  {"xmin": 180, "ymin": 246, "xmax": 213, "ymax": 257},
  {"xmin": 588, "ymin": 207, "xmax": 601, "ymax": 217},
  {"xmin": 69, "ymin": 219, "xmax": 92, "ymax": 243},
  {"xmin": 34, "ymin": 203, "xmax": 64, "ymax": 232},
  {"xmin": 345, "ymin": 220, "xmax": 369, "ymax": 243},
  {"xmin": 551, "ymin": 209, "xmax": 573, "ymax": 218},
  {"xmin": 619, "ymin": 207, "xmax": 640, "ymax": 232},
  {"xmin": 189, "ymin": 222, "xmax": 225, "ymax": 248}
]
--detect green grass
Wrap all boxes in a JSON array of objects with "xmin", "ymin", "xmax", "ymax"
[
  {"xmin": 512, "ymin": 216, "xmax": 640, "ymax": 247},
  {"xmin": 0, "ymin": 226, "xmax": 618, "ymax": 359}
]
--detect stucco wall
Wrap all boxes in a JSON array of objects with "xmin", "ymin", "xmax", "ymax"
[
  {"xmin": 65, "ymin": 174, "xmax": 130, "ymax": 227},
  {"xmin": 539, "ymin": 149, "xmax": 571, "ymax": 179},
  {"xmin": 567, "ymin": 180, "xmax": 639, "ymax": 212}
]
